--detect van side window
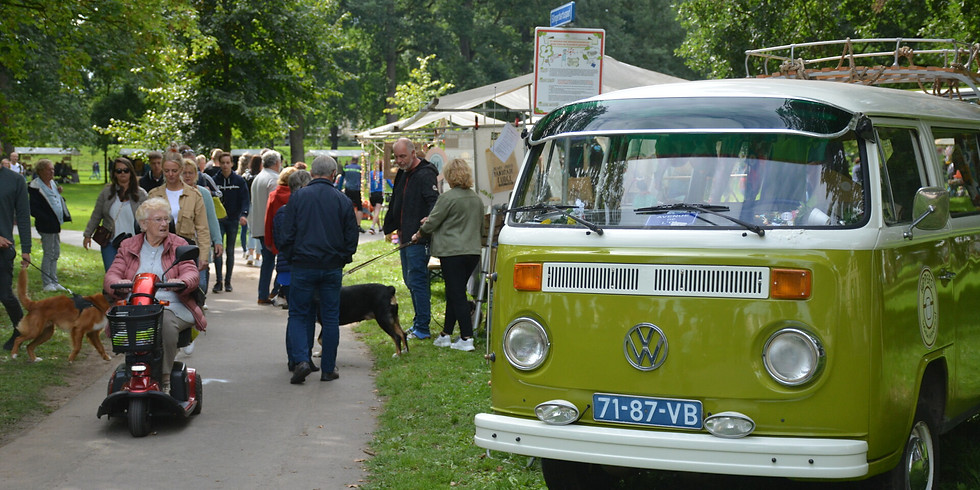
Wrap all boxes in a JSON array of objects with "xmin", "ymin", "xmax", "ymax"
[
  {"xmin": 876, "ymin": 128, "xmax": 924, "ymax": 225},
  {"xmin": 933, "ymin": 129, "xmax": 980, "ymax": 215}
]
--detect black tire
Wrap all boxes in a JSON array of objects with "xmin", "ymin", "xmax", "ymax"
[
  {"xmin": 884, "ymin": 404, "xmax": 939, "ymax": 490},
  {"xmin": 127, "ymin": 398, "xmax": 150, "ymax": 437},
  {"xmin": 191, "ymin": 375, "xmax": 203, "ymax": 415},
  {"xmin": 540, "ymin": 458, "xmax": 617, "ymax": 489}
]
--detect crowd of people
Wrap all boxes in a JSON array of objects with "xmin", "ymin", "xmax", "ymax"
[{"xmin": 1, "ymin": 141, "xmax": 487, "ymax": 387}]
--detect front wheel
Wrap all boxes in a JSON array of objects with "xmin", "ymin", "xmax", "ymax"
[
  {"xmin": 884, "ymin": 406, "xmax": 939, "ymax": 490},
  {"xmin": 128, "ymin": 398, "xmax": 150, "ymax": 437},
  {"xmin": 541, "ymin": 458, "xmax": 617, "ymax": 489}
]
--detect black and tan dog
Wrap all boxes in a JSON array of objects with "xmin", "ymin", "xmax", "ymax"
[
  {"xmin": 3, "ymin": 266, "xmax": 112, "ymax": 363},
  {"xmin": 314, "ymin": 283, "xmax": 407, "ymax": 357}
]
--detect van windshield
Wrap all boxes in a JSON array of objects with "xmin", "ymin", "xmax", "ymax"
[{"xmin": 511, "ymin": 133, "xmax": 868, "ymax": 230}]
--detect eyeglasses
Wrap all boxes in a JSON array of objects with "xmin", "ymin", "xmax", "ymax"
[{"xmin": 115, "ymin": 168, "xmax": 131, "ymax": 174}]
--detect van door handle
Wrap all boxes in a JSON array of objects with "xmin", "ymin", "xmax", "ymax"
[{"xmin": 938, "ymin": 269, "xmax": 957, "ymax": 284}]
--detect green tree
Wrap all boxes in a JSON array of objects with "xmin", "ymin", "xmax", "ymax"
[
  {"xmin": 0, "ymin": 0, "xmax": 189, "ymax": 152},
  {"xmin": 385, "ymin": 55, "xmax": 455, "ymax": 120},
  {"xmin": 674, "ymin": 0, "xmax": 972, "ymax": 79}
]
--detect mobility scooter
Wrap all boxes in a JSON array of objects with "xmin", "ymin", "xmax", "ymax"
[{"xmin": 97, "ymin": 245, "xmax": 203, "ymax": 437}]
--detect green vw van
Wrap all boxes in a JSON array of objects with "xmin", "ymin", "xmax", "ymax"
[{"xmin": 473, "ymin": 78, "xmax": 980, "ymax": 488}]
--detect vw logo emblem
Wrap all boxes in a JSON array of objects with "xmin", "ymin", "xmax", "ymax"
[{"xmin": 624, "ymin": 323, "xmax": 668, "ymax": 371}]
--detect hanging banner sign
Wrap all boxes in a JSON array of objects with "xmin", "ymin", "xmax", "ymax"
[{"xmin": 533, "ymin": 27, "xmax": 605, "ymax": 115}]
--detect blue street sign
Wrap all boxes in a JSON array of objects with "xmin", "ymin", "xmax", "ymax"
[{"xmin": 550, "ymin": 1, "xmax": 576, "ymax": 27}]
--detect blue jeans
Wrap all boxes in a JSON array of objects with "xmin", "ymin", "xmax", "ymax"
[
  {"xmin": 400, "ymin": 243, "xmax": 431, "ymax": 335},
  {"xmin": 239, "ymin": 223, "xmax": 249, "ymax": 254},
  {"xmin": 258, "ymin": 239, "xmax": 275, "ymax": 300},
  {"xmin": 100, "ymin": 243, "xmax": 117, "ymax": 271},
  {"xmin": 286, "ymin": 267, "xmax": 341, "ymax": 371},
  {"xmin": 214, "ymin": 219, "xmax": 238, "ymax": 286}
]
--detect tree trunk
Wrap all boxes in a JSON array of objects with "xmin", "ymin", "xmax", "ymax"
[
  {"xmin": 289, "ymin": 107, "xmax": 304, "ymax": 164},
  {"xmin": 385, "ymin": 43, "xmax": 398, "ymax": 124},
  {"xmin": 329, "ymin": 125, "xmax": 340, "ymax": 150}
]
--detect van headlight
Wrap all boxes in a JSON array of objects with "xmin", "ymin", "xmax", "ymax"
[
  {"xmin": 535, "ymin": 400, "xmax": 580, "ymax": 425},
  {"xmin": 763, "ymin": 328, "xmax": 825, "ymax": 386},
  {"xmin": 503, "ymin": 318, "xmax": 550, "ymax": 370}
]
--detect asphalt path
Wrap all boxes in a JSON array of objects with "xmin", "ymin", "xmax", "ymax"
[{"xmin": 1, "ymin": 228, "xmax": 386, "ymax": 489}]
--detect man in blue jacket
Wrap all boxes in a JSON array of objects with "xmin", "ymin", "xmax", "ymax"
[
  {"xmin": 280, "ymin": 155, "xmax": 358, "ymax": 384},
  {"xmin": 212, "ymin": 151, "xmax": 250, "ymax": 293}
]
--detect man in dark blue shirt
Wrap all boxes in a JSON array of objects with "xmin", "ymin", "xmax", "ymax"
[{"xmin": 211, "ymin": 152, "xmax": 250, "ymax": 293}]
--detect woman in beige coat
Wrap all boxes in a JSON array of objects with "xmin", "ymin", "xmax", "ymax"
[{"xmin": 147, "ymin": 153, "xmax": 210, "ymax": 267}]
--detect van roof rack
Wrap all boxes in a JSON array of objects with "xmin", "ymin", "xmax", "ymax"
[{"xmin": 745, "ymin": 38, "xmax": 980, "ymax": 100}]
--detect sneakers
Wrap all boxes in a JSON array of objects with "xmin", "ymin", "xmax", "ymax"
[
  {"xmin": 225, "ymin": 284, "xmax": 233, "ymax": 292},
  {"xmin": 272, "ymin": 295, "xmax": 288, "ymax": 309},
  {"xmin": 42, "ymin": 284, "xmax": 65, "ymax": 292},
  {"xmin": 432, "ymin": 334, "xmax": 451, "ymax": 347},
  {"xmin": 212, "ymin": 283, "xmax": 222, "ymax": 294},
  {"xmin": 320, "ymin": 370, "xmax": 339, "ymax": 381},
  {"xmin": 406, "ymin": 328, "xmax": 431, "ymax": 340},
  {"xmin": 451, "ymin": 337, "xmax": 475, "ymax": 352},
  {"xmin": 182, "ymin": 341, "xmax": 195, "ymax": 356}
]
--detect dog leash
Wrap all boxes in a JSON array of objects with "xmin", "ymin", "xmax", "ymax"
[
  {"xmin": 344, "ymin": 242, "xmax": 413, "ymax": 276},
  {"xmin": 24, "ymin": 259, "xmax": 75, "ymax": 296}
]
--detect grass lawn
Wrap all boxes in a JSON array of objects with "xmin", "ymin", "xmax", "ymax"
[{"xmin": 0, "ymin": 240, "xmax": 108, "ymax": 433}]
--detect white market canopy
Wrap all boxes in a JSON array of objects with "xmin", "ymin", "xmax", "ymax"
[
  {"xmin": 356, "ymin": 56, "xmax": 686, "ymax": 140},
  {"xmin": 14, "ymin": 147, "xmax": 81, "ymax": 155}
]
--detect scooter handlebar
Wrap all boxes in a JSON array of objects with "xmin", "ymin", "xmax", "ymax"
[
  {"xmin": 155, "ymin": 282, "xmax": 187, "ymax": 290},
  {"xmin": 110, "ymin": 282, "xmax": 133, "ymax": 289}
]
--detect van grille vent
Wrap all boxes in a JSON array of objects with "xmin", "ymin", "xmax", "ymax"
[{"xmin": 542, "ymin": 263, "xmax": 770, "ymax": 298}]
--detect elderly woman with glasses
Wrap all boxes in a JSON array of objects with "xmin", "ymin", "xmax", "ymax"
[
  {"xmin": 84, "ymin": 157, "xmax": 149, "ymax": 270},
  {"xmin": 104, "ymin": 197, "xmax": 207, "ymax": 391}
]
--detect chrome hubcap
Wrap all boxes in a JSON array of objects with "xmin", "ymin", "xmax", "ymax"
[{"xmin": 905, "ymin": 421, "xmax": 934, "ymax": 490}]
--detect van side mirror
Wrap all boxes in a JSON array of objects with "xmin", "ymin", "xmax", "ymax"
[{"xmin": 904, "ymin": 187, "xmax": 949, "ymax": 240}]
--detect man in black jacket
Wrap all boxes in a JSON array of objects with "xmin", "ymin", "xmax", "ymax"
[
  {"xmin": 280, "ymin": 155, "xmax": 358, "ymax": 384},
  {"xmin": 382, "ymin": 138, "xmax": 439, "ymax": 340},
  {"xmin": 1, "ymin": 163, "xmax": 32, "ymax": 351},
  {"xmin": 212, "ymin": 151, "xmax": 250, "ymax": 293}
]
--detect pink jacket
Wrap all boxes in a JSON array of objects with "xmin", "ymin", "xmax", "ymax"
[{"xmin": 104, "ymin": 233, "xmax": 207, "ymax": 332}]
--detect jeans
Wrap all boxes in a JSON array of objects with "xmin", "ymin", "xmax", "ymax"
[
  {"xmin": 440, "ymin": 254, "xmax": 480, "ymax": 338},
  {"xmin": 286, "ymin": 267, "xmax": 341, "ymax": 371},
  {"xmin": 100, "ymin": 243, "xmax": 117, "ymax": 271},
  {"xmin": 257, "ymin": 239, "xmax": 275, "ymax": 300},
  {"xmin": 400, "ymin": 243, "xmax": 431, "ymax": 335},
  {"xmin": 239, "ymin": 223, "xmax": 249, "ymax": 254},
  {"xmin": 40, "ymin": 232, "xmax": 60, "ymax": 287},
  {"xmin": 0, "ymin": 247, "xmax": 23, "ymax": 327},
  {"xmin": 214, "ymin": 219, "xmax": 239, "ymax": 287}
]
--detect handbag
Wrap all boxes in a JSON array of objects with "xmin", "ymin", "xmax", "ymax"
[
  {"xmin": 91, "ymin": 225, "xmax": 112, "ymax": 247},
  {"xmin": 212, "ymin": 196, "xmax": 227, "ymax": 219}
]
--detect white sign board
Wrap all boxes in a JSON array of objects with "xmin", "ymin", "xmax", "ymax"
[{"xmin": 533, "ymin": 27, "xmax": 605, "ymax": 115}]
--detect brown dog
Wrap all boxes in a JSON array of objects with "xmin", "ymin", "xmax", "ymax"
[{"xmin": 4, "ymin": 266, "xmax": 112, "ymax": 362}]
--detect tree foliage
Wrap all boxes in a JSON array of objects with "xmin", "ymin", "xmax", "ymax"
[
  {"xmin": 384, "ymin": 55, "xmax": 455, "ymax": 120},
  {"xmin": 675, "ymin": 0, "xmax": 980, "ymax": 79}
]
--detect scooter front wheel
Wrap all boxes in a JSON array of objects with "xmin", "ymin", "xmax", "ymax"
[{"xmin": 128, "ymin": 398, "xmax": 150, "ymax": 437}]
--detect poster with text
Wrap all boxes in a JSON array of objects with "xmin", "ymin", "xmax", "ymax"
[{"xmin": 533, "ymin": 27, "xmax": 605, "ymax": 115}]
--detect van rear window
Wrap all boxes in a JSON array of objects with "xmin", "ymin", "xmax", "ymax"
[{"xmin": 530, "ymin": 98, "xmax": 854, "ymax": 143}]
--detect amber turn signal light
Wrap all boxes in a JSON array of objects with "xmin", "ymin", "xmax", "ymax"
[
  {"xmin": 514, "ymin": 263, "xmax": 543, "ymax": 291},
  {"xmin": 770, "ymin": 268, "xmax": 811, "ymax": 299}
]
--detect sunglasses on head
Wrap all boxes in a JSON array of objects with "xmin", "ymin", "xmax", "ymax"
[{"xmin": 115, "ymin": 168, "xmax": 131, "ymax": 174}]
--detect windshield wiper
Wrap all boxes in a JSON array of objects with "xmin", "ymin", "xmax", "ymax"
[
  {"xmin": 507, "ymin": 204, "xmax": 604, "ymax": 236},
  {"xmin": 635, "ymin": 203, "xmax": 765, "ymax": 237}
]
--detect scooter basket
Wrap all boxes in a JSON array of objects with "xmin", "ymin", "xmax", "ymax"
[{"xmin": 107, "ymin": 304, "xmax": 164, "ymax": 353}]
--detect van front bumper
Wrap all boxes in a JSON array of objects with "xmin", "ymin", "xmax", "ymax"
[{"xmin": 474, "ymin": 413, "xmax": 869, "ymax": 479}]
